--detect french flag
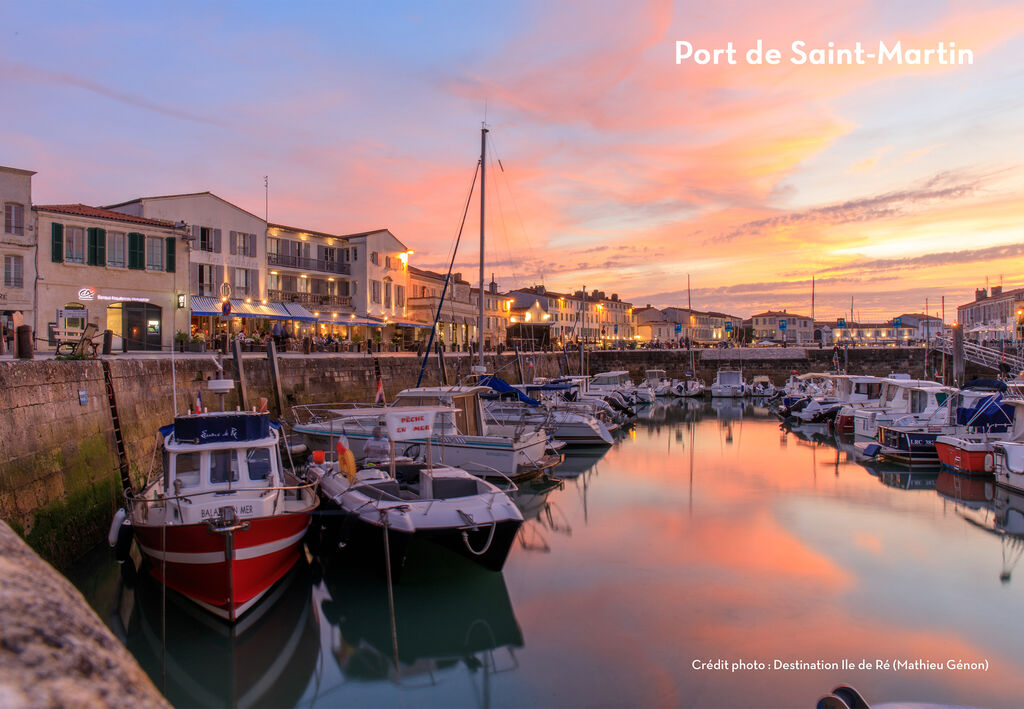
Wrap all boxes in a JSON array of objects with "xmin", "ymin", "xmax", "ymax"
[
  {"xmin": 194, "ymin": 391, "xmax": 203, "ymax": 414},
  {"xmin": 375, "ymin": 378, "xmax": 385, "ymax": 404}
]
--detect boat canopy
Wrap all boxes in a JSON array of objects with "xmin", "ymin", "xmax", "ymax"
[
  {"xmin": 479, "ymin": 375, "xmax": 541, "ymax": 406},
  {"xmin": 163, "ymin": 412, "xmax": 276, "ymax": 444}
]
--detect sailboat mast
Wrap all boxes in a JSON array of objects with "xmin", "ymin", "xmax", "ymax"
[
  {"xmin": 688, "ymin": 274, "xmax": 694, "ymax": 371},
  {"xmin": 478, "ymin": 125, "xmax": 488, "ymax": 369}
]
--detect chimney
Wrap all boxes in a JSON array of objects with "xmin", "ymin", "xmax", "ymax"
[
  {"xmin": 991, "ymin": 285, "xmax": 1003, "ymax": 297},
  {"xmin": 536, "ymin": 284, "xmax": 546, "ymax": 295},
  {"xmin": 975, "ymin": 288, "xmax": 988, "ymax": 301}
]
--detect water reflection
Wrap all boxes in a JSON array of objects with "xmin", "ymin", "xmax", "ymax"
[
  {"xmin": 510, "ymin": 475, "xmax": 572, "ymax": 554},
  {"xmin": 316, "ymin": 564, "xmax": 522, "ymax": 704},
  {"xmin": 111, "ymin": 560, "xmax": 317, "ymax": 709}
]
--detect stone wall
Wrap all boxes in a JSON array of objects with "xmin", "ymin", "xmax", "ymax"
[
  {"xmin": 0, "ymin": 521, "xmax": 169, "ymax": 708},
  {"xmin": 0, "ymin": 346, "xmax": 983, "ymax": 567}
]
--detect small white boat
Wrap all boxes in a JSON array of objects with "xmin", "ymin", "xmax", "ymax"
[
  {"xmin": 749, "ymin": 376, "xmax": 776, "ymax": 397},
  {"xmin": 672, "ymin": 379, "xmax": 706, "ymax": 397},
  {"xmin": 307, "ymin": 458, "xmax": 523, "ymax": 573},
  {"xmin": 992, "ymin": 399, "xmax": 1024, "ymax": 493},
  {"xmin": 711, "ymin": 369, "xmax": 746, "ymax": 398},
  {"xmin": 644, "ymin": 369, "xmax": 674, "ymax": 397}
]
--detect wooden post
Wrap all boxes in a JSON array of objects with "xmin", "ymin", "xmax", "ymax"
[
  {"xmin": 266, "ymin": 338, "xmax": 285, "ymax": 417},
  {"xmin": 232, "ymin": 338, "xmax": 249, "ymax": 411},
  {"xmin": 952, "ymin": 323, "xmax": 965, "ymax": 387},
  {"xmin": 436, "ymin": 340, "xmax": 448, "ymax": 385}
]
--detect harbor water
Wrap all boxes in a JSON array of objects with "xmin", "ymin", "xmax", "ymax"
[{"xmin": 70, "ymin": 400, "xmax": 1024, "ymax": 708}]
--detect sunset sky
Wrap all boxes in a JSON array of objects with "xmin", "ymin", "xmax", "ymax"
[{"xmin": 4, "ymin": 0, "xmax": 1024, "ymax": 320}]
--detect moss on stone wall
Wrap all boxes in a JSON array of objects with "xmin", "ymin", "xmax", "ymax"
[{"xmin": 23, "ymin": 477, "xmax": 120, "ymax": 570}]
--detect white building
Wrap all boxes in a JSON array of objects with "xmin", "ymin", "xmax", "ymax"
[{"xmin": 0, "ymin": 166, "xmax": 36, "ymax": 343}]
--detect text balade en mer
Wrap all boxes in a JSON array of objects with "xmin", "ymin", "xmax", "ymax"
[{"xmin": 675, "ymin": 40, "xmax": 973, "ymax": 66}]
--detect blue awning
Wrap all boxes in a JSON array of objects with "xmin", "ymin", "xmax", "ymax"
[
  {"xmin": 392, "ymin": 320, "xmax": 433, "ymax": 329},
  {"xmin": 189, "ymin": 297, "xmax": 291, "ymax": 319},
  {"xmin": 281, "ymin": 302, "xmax": 317, "ymax": 322}
]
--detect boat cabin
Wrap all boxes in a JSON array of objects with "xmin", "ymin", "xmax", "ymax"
[
  {"xmin": 161, "ymin": 412, "xmax": 283, "ymax": 495},
  {"xmin": 393, "ymin": 386, "xmax": 488, "ymax": 437},
  {"xmin": 716, "ymin": 370, "xmax": 742, "ymax": 386},
  {"xmin": 590, "ymin": 371, "xmax": 632, "ymax": 389}
]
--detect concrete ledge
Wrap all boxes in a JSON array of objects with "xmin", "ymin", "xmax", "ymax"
[{"xmin": 0, "ymin": 522, "xmax": 168, "ymax": 708}]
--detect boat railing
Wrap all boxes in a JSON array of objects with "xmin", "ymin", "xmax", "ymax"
[
  {"xmin": 292, "ymin": 402, "xmax": 386, "ymax": 425},
  {"xmin": 126, "ymin": 479, "xmax": 320, "ymax": 520}
]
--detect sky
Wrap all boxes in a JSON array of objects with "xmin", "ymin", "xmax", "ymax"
[{"xmin": 3, "ymin": 0, "xmax": 1024, "ymax": 321}]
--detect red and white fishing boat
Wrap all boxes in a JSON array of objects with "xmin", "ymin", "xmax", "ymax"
[{"xmin": 112, "ymin": 411, "xmax": 318, "ymax": 621}]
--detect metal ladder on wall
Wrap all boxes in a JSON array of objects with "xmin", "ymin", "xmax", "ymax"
[
  {"xmin": 932, "ymin": 336, "xmax": 1024, "ymax": 374},
  {"xmin": 101, "ymin": 360, "xmax": 131, "ymax": 491}
]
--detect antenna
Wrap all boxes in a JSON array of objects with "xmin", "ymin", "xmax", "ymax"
[{"xmin": 264, "ymin": 176, "xmax": 269, "ymax": 223}]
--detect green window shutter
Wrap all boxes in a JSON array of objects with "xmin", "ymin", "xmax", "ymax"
[
  {"xmin": 51, "ymin": 223, "xmax": 64, "ymax": 263},
  {"xmin": 96, "ymin": 228, "xmax": 106, "ymax": 265},
  {"xmin": 86, "ymin": 228, "xmax": 97, "ymax": 265},
  {"xmin": 165, "ymin": 236, "xmax": 176, "ymax": 273},
  {"xmin": 128, "ymin": 232, "xmax": 145, "ymax": 270}
]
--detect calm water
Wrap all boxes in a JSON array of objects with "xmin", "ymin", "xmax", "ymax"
[{"xmin": 70, "ymin": 400, "xmax": 1024, "ymax": 708}]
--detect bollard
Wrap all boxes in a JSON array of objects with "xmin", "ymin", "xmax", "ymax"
[
  {"xmin": 102, "ymin": 329, "xmax": 113, "ymax": 355},
  {"xmin": 16, "ymin": 325, "xmax": 33, "ymax": 359}
]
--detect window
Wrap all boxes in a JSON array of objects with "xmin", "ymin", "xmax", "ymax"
[
  {"xmin": 370, "ymin": 251, "xmax": 379, "ymax": 265},
  {"xmin": 385, "ymin": 255, "xmax": 392, "ymax": 269},
  {"xmin": 240, "ymin": 233, "xmax": 255, "ymax": 257},
  {"xmin": 174, "ymin": 452, "xmax": 201, "ymax": 489},
  {"xmin": 65, "ymin": 227, "xmax": 85, "ymax": 264},
  {"xmin": 107, "ymin": 232, "xmax": 125, "ymax": 268},
  {"xmin": 351, "ymin": 246, "xmax": 358, "ymax": 261},
  {"xmin": 200, "ymin": 227, "xmax": 214, "ymax": 252},
  {"xmin": 233, "ymin": 268, "xmax": 251, "ymax": 295},
  {"xmin": 384, "ymin": 281, "xmax": 392, "ymax": 308},
  {"xmin": 146, "ymin": 237, "xmax": 164, "ymax": 271},
  {"xmin": 396, "ymin": 285, "xmax": 405, "ymax": 307},
  {"xmin": 4, "ymin": 255, "xmax": 23, "ymax": 288},
  {"xmin": 198, "ymin": 264, "xmax": 217, "ymax": 296},
  {"xmin": 246, "ymin": 448, "xmax": 273, "ymax": 481},
  {"xmin": 4, "ymin": 203, "xmax": 24, "ymax": 236},
  {"xmin": 267, "ymin": 237, "xmax": 279, "ymax": 256},
  {"xmin": 371, "ymin": 280, "xmax": 381, "ymax": 304},
  {"xmin": 210, "ymin": 450, "xmax": 240, "ymax": 484}
]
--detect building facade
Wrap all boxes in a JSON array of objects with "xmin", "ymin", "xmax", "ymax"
[
  {"xmin": 1, "ymin": 166, "xmax": 36, "ymax": 344},
  {"xmin": 35, "ymin": 204, "xmax": 185, "ymax": 351},
  {"xmin": 957, "ymin": 287, "xmax": 1024, "ymax": 344},
  {"xmin": 832, "ymin": 320, "xmax": 914, "ymax": 345},
  {"xmin": 751, "ymin": 310, "xmax": 813, "ymax": 343}
]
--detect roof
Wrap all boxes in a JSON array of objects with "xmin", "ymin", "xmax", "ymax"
[
  {"xmin": 0, "ymin": 166, "xmax": 36, "ymax": 176},
  {"xmin": 408, "ymin": 265, "xmax": 470, "ymax": 284},
  {"xmin": 103, "ymin": 191, "xmax": 265, "ymax": 222},
  {"xmin": 751, "ymin": 310, "xmax": 812, "ymax": 320},
  {"xmin": 268, "ymin": 222, "xmax": 349, "ymax": 241},
  {"xmin": 339, "ymin": 228, "xmax": 408, "ymax": 251},
  {"xmin": 34, "ymin": 204, "xmax": 176, "ymax": 228}
]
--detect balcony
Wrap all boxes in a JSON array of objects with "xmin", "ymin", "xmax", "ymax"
[
  {"xmin": 268, "ymin": 252, "xmax": 351, "ymax": 275},
  {"xmin": 268, "ymin": 289, "xmax": 353, "ymax": 308}
]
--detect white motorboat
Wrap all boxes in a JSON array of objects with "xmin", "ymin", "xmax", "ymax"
[
  {"xmin": 749, "ymin": 375, "xmax": 776, "ymax": 397},
  {"xmin": 644, "ymin": 369, "xmax": 674, "ymax": 397},
  {"xmin": 992, "ymin": 399, "xmax": 1024, "ymax": 493},
  {"xmin": 710, "ymin": 369, "xmax": 746, "ymax": 398},
  {"xmin": 304, "ymin": 407, "xmax": 523, "ymax": 573},
  {"xmin": 851, "ymin": 378, "xmax": 947, "ymax": 440},
  {"xmin": 293, "ymin": 386, "xmax": 559, "ymax": 481}
]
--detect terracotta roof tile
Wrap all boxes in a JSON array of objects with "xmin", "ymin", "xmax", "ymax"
[{"xmin": 35, "ymin": 204, "xmax": 176, "ymax": 228}]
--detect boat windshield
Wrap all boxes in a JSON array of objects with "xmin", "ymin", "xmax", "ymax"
[
  {"xmin": 210, "ymin": 450, "xmax": 241, "ymax": 484},
  {"xmin": 173, "ymin": 452, "xmax": 201, "ymax": 490},
  {"xmin": 246, "ymin": 447, "xmax": 273, "ymax": 481}
]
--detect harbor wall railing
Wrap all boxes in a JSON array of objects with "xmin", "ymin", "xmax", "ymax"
[{"xmin": 1, "ymin": 345, "xmax": 970, "ymax": 567}]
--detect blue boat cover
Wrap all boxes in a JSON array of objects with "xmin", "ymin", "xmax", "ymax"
[
  {"xmin": 479, "ymin": 375, "xmax": 541, "ymax": 406},
  {"xmin": 956, "ymin": 396, "xmax": 1015, "ymax": 429},
  {"xmin": 172, "ymin": 412, "xmax": 271, "ymax": 443}
]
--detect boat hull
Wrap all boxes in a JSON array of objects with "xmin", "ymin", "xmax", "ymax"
[
  {"xmin": 132, "ymin": 511, "xmax": 311, "ymax": 621},
  {"xmin": 935, "ymin": 438, "xmax": 995, "ymax": 474}
]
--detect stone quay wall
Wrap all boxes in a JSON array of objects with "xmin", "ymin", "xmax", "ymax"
[{"xmin": 0, "ymin": 346, "xmax": 980, "ymax": 567}]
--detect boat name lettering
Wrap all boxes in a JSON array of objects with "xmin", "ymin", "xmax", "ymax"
[
  {"xmin": 200, "ymin": 504, "xmax": 253, "ymax": 519},
  {"xmin": 199, "ymin": 427, "xmax": 239, "ymax": 441}
]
